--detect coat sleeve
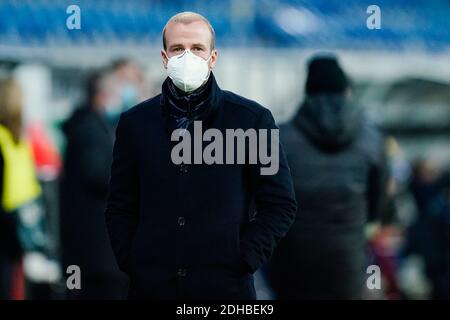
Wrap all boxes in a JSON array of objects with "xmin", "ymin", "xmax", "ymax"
[
  {"xmin": 366, "ymin": 130, "xmax": 390, "ymax": 223},
  {"xmin": 105, "ymin": 114, "xmax": 140, "ymax": 274},
  {"xmin": 239, "ymin": 109, "xmax": 297, "ymax": 274}
]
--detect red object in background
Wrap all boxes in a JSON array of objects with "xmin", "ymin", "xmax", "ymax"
[
  {"xmin": 369, "ymin": 226, "xmax": 404, "ymax": 300},
  {"xmin": 27, "ymin": 122, "xmax": 62, "ymax": 179},
  {"xmin": 10, "ymin": 261, "xmax": 25, "ymax": 300}
]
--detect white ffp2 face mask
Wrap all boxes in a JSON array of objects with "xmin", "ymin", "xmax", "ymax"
[{"xmin": 166, "ymin": 50, "xmax": 211, "ymax": 93}]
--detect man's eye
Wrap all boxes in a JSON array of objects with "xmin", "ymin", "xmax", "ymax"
[
  {"xmin": 193, "ymin": 47, "xmax": 203, "ymax": 51},
  {"xmin": 173, "ymin": 48, "xmax": 182, "ymax": 52}
]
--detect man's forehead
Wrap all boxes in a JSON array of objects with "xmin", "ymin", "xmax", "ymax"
[{"xmin": 165, "ymin": 20, "xmax": 212, "ymax": 45}]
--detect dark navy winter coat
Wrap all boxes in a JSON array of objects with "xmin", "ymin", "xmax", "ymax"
[{"xmin": 105, "ymin": 75, "xmax": 297, "ymax": 299}]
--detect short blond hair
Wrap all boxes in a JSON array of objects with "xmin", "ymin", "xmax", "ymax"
[
  {"xmin": 0, "ymin": 79, "xmax": 23, "ymax": 143},
  {"xmin": 162, "ymin": 12, "xmax": 215, "ymax": 50}
]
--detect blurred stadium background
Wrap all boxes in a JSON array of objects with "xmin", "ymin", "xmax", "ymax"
[
  {"xmin": 1, "ymin": 0, "xmax": 449, "ymax": 164},
  {"xmin": 0, "ymin": 0, "xmax": 449, "ymax": 300}
]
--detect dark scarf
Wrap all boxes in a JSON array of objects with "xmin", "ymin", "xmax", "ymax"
[{"xmin": 161, "ymin": 73, "xmax": 219, "ymax": 134}]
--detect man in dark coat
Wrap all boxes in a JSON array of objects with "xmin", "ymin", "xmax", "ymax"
[
  {"xmin": 270, "ymin": 56, "xmax": 389, "ymax": 299},
  {"xmin": 60, "ymin": 72, "xmax": 128, "ymax": 299},
  {"xmin": 105, "ymin": 12, "xmax": 297, "ymax": 300}
]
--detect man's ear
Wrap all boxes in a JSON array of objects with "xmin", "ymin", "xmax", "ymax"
[
  {"xmin": 209, "ymin": 49, "xmax": 218, "ymax": 69},
  {"xmin": 161, "ymin": 50, "xmax": 169, "ymax": 69}
]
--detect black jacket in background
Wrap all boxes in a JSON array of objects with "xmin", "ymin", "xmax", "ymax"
[
  {"xmin": 0, "ymin": 150, "xmax": 22, "ymax": 261},
  {"xmin": 271, "ymin": 94, "xmax": 388, "ymax": 299},
  {"xmin": 0, "ymin": 140, "xmax": 22, "ymax": 299},
  {"xmin": 59, "ymin": 106, "xmax": 125, "ymax": 284},
  {"xmin": 105, "ymin": 74, "xmax": 297, "ymax": 299}
]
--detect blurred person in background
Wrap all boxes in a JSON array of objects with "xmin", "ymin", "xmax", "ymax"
[
  {"xmin": 103, "ymin": 59, "xmax": 148, "ymax": 126},
  {"xmin": 404, "ymin": 159, "xmax": 450, "ymax": 299},
  {"xmin": 105, "ymin": 12, "xmax": 297, "ymax": 300},
  {"xmin": 59, "ymin": 71, "xmax": 128, "ymax": 299},
  {"xmin": 110, "ymin": 58, "xmax": 148, "ymax": 110},
  {"xmin": 0, "ymin": 79, "xmax": 42, "ymax": 299},
  {"xmin": 270, "ymin": 56, "xmax": 389, "ymax": 299},
  {"xmin": 366, "ymin": 137, "xmax": 406, "ymax": 300}
]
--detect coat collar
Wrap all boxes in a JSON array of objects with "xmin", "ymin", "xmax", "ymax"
[{"xmin": 160, "ymin": 72, "xmax": 223, "ymax": 135}]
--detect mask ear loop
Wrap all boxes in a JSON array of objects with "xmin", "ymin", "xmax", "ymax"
[
  {"xmin": 204, "ymin": 52, "xmax": 214, "ymax": 81},
  {"xmin": 163, "ymin": 51, "xmax": 171, "ymax": 69},
  {"xmin": 205, "ymin": 50, "xmax": 214, "ymax": 62}
]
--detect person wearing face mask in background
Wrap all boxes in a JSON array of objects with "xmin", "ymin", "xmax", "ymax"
[
  {"xmin": 107, "ymin": 59, "xmax": 149, "ymax": 124},
  {"xmin": 59, "ymin": 71, "xmax": 128, "ymax": 299},
  {"xmin": 105, "ymin": 12, "xmax": 297, "ymax": 299}
]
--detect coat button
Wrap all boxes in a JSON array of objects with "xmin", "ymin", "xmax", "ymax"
[
  {"xmin": 177, "ymin": 268, "xmax": 187, "ymax": 277},
  {"xmin": 179, "ymin": 164, "xmax": 188, "ymax": 173},
  {"xmin": 177, "ymin": 216, "xmax": 186, "ymax": 226}
]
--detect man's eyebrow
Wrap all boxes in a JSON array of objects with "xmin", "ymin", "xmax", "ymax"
[
  {"xmin": 168, "ymin": 44, "xmax": 184, "ymax": 49},
  {"xmin": 191, "ymin": 43, "xmax": 207, "ymax": 47}
]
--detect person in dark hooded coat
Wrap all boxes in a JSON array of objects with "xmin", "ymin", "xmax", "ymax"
[
  {"xmin": 59, "ymin": 72, "xmax": 128, "ymax": 299},
  {"xmin": 270, "ymin": 56, "xmax": 389, "ymax": 299}
]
